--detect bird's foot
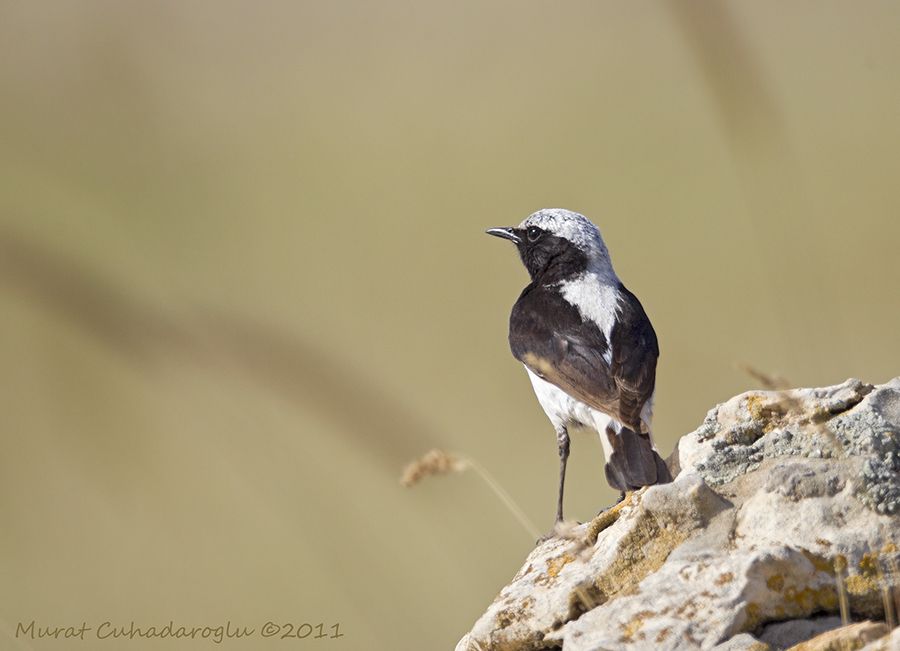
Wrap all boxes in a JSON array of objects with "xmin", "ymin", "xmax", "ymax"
[{"xmin": 594, "ymin": 490, "xmax": 630, "ymax": 518}]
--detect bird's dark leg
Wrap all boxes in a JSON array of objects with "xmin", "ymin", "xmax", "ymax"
[{"xmin": 555, "ymin": 426, "xmax": 570, "ymax": 524}]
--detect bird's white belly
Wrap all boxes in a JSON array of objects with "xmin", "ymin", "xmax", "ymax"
[{"xmin": 525, "ymin": 367, "xmax": 616, "ymax": 459}]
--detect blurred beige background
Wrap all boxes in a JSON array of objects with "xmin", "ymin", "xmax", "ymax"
[{"xmin": 1, "ymin": 2, "xmax": 898, "ymax": 650}]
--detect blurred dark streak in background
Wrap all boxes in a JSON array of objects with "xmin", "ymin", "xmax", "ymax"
[
  {"xmin": 0, "ymin": 225, "xmax": 440, "ymax": 468},
  {"xmin": 0, "ymin": 225, "xmax": 193, "ymax": 363},
  {"xmin": 667, "ymin": 1, "xmax": 785, "ymax": 151},
  {"xmin": 666, "ymin": 2, "xmax": 832, "ymax": 372}
]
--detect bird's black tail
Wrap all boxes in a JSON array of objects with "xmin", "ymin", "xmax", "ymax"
[{"xmin": 604, "ymin": 425, "xmax": 672, "ymax": 491}]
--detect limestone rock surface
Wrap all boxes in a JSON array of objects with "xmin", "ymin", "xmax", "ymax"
[
  {"xmin": 784, "ymin": 621, "xmax": 889, "ymax": 651},
  {"xmin": 457, "ymin": 379, "xmax": 900, "ymax": 651}
]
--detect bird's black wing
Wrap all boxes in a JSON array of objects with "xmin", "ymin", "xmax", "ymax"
[
  {"xmin": 508, "ymin": 283, "xmax": 620, "ymax": 417},
  {"xmin": 607, "ymin": 284, "xmax": 659, "ymax": 432}
]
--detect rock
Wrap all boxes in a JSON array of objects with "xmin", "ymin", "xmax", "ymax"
[
  {"xmin": 457, "ymin": 379, "xmax": 900, "ymax": 651},
  {"xmin": 860, "ymin": 627, "xmax": 900, "ymax": 650},
  {"xmin": 758, "ymin": 616, "xmax": 842, "ymax": 649},
  {"xmin": 784, "ymin": 621, "xmax": 890, "ymax": 651},
  {"xmin": 712, "ymin": 633, "xmax": 771, "ymax": 651}
]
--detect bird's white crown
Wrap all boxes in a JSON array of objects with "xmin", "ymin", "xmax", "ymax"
[{"xmin": 519, "ymin": 208, "xmax": 612, "ymax": 263}]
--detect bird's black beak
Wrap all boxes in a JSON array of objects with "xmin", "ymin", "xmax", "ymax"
[{"xmin": 486, "ymin": 227, "xmax": 522, "ymax": 244}]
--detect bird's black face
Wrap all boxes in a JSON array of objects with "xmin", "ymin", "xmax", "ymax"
[{"xmin": 486, "ymin": 226, "xmax": 588, "ymax": 282}]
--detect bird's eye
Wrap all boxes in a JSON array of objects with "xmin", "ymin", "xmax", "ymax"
[{"xmin": 526, "ymin": 226, "xmax": 542, "ymax": 242}]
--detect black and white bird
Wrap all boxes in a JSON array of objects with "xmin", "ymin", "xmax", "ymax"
[{"xmin": 487, "ymin": 208, "xmax": 672, "ymax": 526}]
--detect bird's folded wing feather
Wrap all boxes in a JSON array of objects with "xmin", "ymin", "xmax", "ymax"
[
  {"xmin": 608, "ymin": 285, "xmax": 659, "ymax": 431},
  {"xmin": 509, "ymin": 284, "xmax": 658, "ymax": 431},
  {"xmin": 509, "ymin": 286, "xmax": 619, "ymax": 415}
]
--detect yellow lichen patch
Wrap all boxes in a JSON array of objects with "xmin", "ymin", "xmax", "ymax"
[
  {"xmin": 790, "ymin": 550, "xmax": 885, "ymax": 619},
  {"xmin": 744, "ymin": 584, "xmax": 839, "ymax": 631},
  {"xmin": 745, "ymin": 394, "xmax": 788, "ymax": 432},
  {"xmin": 782, "ymin": 585, "xmax": 838, "ymax": 613},
  {"xmin": 746, "ymin": 394, "xmax": 766, "ymax": 420},
  {"xmin": 584, "ymin": 490, "xmax": 641, "ymax": 544},
  {"xmin": 619, "ymin": 610, "xmax": 654, "ymax": 643},
  {"xmin": 845, "ymin": 573, "xmax": 879, "ymax": 596},
  {"xmin": 801, "ymin": 549, "xmax": 836, "ymax": 574},
  {"xmin": 858, "ymin": 552, "xmax": 880, "ymax": 577},
  {"xmin": 745, "ymin": 603, "xmax": 763, "ymax": 627},
  {"xmin": 808, "ymin": 405, "xmax": 834, "ymax": 424},
  {"xmin": 546, "ymin": 553, "xmax": 575, "ymax": 579},
  {"xmin": 591, "ymin": 512, "xmax": 690, "ymax": 606},
  {"xmin": 747, "ymin": 643, "xmax": 772, "ymax": 651},
  {"xmin": 767, "ymin": 574, "xmax": 785, "ymax": 592}
]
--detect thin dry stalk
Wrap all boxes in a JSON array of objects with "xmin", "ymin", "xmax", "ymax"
[
  {"xmin": 572, "ymin": 584, "xmax": 597, "ymax": 613},
  {"xmin": 834, "ymin": 555, "xmax": 850, "ymax": 629},
  {"xmin": 737, "ymin": 363, "xmax": 790, "ymax": 390},
  {"xmin": 867, "ymin": 539, "xmax": 896, "ymax": 630},
  {"xmin": 402, "ymin": 449, "xmax": 610, "ymax": 614},
  {"xmin": 464, "ymin": 458, "xmax": 542, "ymax": 541},
  {"xmin": 882, "ymin": 574, "xmax": 896, "ymax": 630},
  {"xmin": 885, "ymin": 544, "xmax": 900, "ymax": 630},
  {"xmin": 401, "ymin": 449, "xmax": 541, "ymax": 541}
]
